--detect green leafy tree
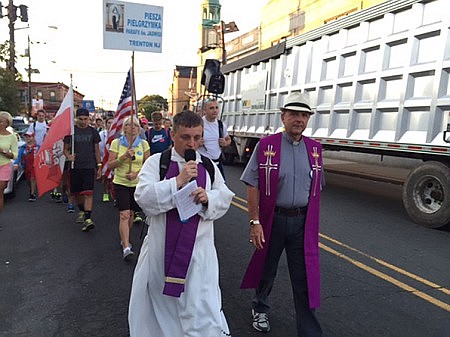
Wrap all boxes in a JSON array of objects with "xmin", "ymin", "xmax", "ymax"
[
  {"xmin": 0, "ymin": 42, "xmax": 21, "ymax": 115},
  {"xmin": 137, "ymin": 94, "xmax": 168, "ymax": 120}
]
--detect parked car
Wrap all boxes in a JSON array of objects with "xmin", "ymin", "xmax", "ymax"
[
  {"xmin": 4, "ymin": 126, "xmax": 25, "ymax": 197},
  {"xmin": 11, "ymin": 116, "xmax": 30, "ymax": 137}
]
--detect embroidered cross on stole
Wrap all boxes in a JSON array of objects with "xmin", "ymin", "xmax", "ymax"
[{"xmin": 241, "ymin": 133, "xmax": 282, "ymax": 289}]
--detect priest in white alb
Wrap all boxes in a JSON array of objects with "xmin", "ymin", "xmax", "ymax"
[{"xmin": 129, "ymin": 110, "xmax": 234, "ymax": 337}]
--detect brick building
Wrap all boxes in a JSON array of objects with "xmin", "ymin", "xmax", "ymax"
[
  {"xmin": 168, "ymin": 65, "xmax": 197, "ymax": 116},
  {"xmin": 18, "ymin": 81, "xmax": 84, "ymax": 118}
]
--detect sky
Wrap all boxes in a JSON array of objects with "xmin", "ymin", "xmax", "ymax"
[{"xmin": 0, "ymin": 0, "xmax": 265, "ymax": 110}]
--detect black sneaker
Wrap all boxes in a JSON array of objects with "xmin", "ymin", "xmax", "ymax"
[
  {"xmin": 81, "ymin": 219, "xmax": 95, "ymax": 232},
  {"xmin": 54, "ymin": 193, "xmax": 62, "ymax": 203},
  {"xmin": 28, "ymin": 194, "xmax": 37, "ymax": 202},
  {"xmin": 123, "ymin": 247, "xmax": 135, "ymax": 261},
  {"xmin": 252, "ymin": 310, "xmax": 270, "ymax": 332}
]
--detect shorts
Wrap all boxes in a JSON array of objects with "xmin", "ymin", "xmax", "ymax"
[
  {"xmin": 25, "ymin": 167, "xmax": 36, "ymax": 180},
  {"xmin": 113, "ymin": 183, "xmax": 141, "ymax": 212},
  {"xmin": 0, "ymin": 163, "xmax": 12, "ymax": 182},
  {"xmin": 70, "ymin": 168, "xmax": 96, "ymax": 195},
  {"xmin": 64, "ymin": 161, "xmax": 71, "ymax": 171}
]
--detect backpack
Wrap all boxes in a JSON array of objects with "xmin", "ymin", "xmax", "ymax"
[
  {"xmin": 32, "ymin": 120, "xmax": 48, "ymax": 131},
  {"xmin": 159, "ymin": 149, "xmax": 215, "ymax": 184}
]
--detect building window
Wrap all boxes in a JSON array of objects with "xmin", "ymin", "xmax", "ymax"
[
  {"xmin": 290, "ymin": 10, "xmax": 305, "ymax": 34},
  {"xmin": 50, "ymin": 91, "xmax": 56, "ymax": 102}
]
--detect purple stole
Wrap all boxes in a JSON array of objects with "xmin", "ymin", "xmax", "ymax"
[
  {"xmin": 240, "ymin": 132, "xmax": 323, "ymax": 308},
  {"xmin": 163, "ymin": 160, "xmax": 207, "ymax": 297}
]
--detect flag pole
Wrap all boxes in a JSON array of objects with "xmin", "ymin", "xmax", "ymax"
[
  {"xmin": 70, "ymin": 73, "xmax": 75, "ymax": 170},
  {"xmin": 128, "ymin": 52, "xmax": 136, "ymax": 173},
  {"xmin": 131, "ymin": 51, "xmax": 138, "ymax": 119}
]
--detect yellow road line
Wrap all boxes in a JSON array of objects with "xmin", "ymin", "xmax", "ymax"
[
  {"xmin": 233, "ymin": 195, "xmax": 247, "ymax": 203},
  {"xmin": 320, "ymin": 234, "xmax": 450, "ymax": 296},
  {"xmin": 231, "ymin": 200, "xmax": 248, "ymax": 212},
  {"xmin": 320, "ymin": 243, "xmax": 450, "ymax": 313},
  {"xmin": 231, "ymin": 196, "xmax": 450, "ymax": 311}
]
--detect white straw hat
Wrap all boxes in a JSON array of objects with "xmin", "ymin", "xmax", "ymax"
[{"xmin": 280, "ymin": 92, "xmax": 314, "ymax": 114}]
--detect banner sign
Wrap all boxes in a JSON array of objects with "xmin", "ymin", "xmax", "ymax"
[
  {"xmin": 82, "ymin": 100, "xmax": 96, "ymax": 112},
  {"xmin": 32, "ymin": 98, "xmax": 44, "ymax": 117},
  {"xmin": 103, "ymin": 0, "xmax": 163, "ymax": 53}
]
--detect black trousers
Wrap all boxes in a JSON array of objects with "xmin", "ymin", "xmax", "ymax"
[{"xmin": 252, "ymin": 212, "xmax": 323, "ymax": 337}]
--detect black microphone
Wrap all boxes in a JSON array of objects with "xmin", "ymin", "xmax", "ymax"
[
  {"xmin": 184, "ymin": 149, "xmax": 196, "ymax": 182},
  {"xmin": 184, "ymin": 149, "xmax": 196, "ymax": 162}
]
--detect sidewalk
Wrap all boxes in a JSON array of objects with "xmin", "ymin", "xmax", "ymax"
[{"xmin": 323, "ymin": 158, "xmax": 412, "ymax": 185}]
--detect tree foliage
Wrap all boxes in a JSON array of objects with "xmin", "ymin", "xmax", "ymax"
[
  {"xmin": 137, "ymin": 94, "xmax": 168, "ymax": 119},
  {"xmin": 0, "ymin": 68, "xmax": 20, "ymax": 114},
  {"xmin": 0, "ymin": 42, "xmax": 21, "ymax": 115}
]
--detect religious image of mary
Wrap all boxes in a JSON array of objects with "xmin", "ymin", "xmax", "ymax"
[
  {"xmin": 112, "ymin": 5, "xmax": 121, "ymax": 31},
  {"xmin": 105, "ymin": 3, "xmax": 124, "ymax": 33}
]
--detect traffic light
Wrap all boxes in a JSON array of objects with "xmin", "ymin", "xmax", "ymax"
[
  {"xmin": 201, "ymin": 59, "xmax": 225, "ymax": 94},
  {"xmin": 19, "ymin": 4, "xmax": 27, "ymax": 22}
]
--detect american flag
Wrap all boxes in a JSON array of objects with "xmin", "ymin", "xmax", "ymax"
[{"xmin": 102, "ymin": 68, "xmax": 134, "ymax": 177}]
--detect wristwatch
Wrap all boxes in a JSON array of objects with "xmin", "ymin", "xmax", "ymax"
[{"xmin": 249, "ymin": 219, "xmax": 261, "ymax": 227}]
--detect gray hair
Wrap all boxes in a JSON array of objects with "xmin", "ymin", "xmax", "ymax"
[
  {"xmin": 121, "ymin": 115, "xmax": 141, "ymax": 135},
  {"xmin": 0, "ymin": 111, "xmax": 13, "ymax": 127}
]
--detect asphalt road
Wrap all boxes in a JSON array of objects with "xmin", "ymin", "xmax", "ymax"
[{"xmin": 1, "ymin": 163, "xmax": 449, "ymax": 337}]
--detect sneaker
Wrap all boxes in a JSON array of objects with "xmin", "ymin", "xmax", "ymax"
[
  {"xmin": 76, "ymin": 211, "xmax": 85, "ymax": 223},
  {"xmin": 67, "ymin": 204, "xmax": 75, "ymax": 213},
  {"xmin": 133, "ymin": 214, "xmax": 143, "ymax": 224},
  {"xmin": 81, "ymin": 218, "xmax": 95, "ymax": 232},
  {"xmin": 252, "ymin": 310, "xmax": 270, "ymax": 333},
  {"xmin": 28, "ymin": 194, "xmax": 37, "ymax": 202},
  {"xmin": 102, "ymin": 193, "xmax": 110, "ymax": 202},
  {"xmin": 54, "ymin": 193, "xmax": 62, "ymax": 203},
  {"xmin": 123, "ymin": 247, "xmax": 135, "ymax": 261}
]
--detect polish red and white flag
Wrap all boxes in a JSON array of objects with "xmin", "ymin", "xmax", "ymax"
[{"xmin": 35, "ymin": 86, "xmax": 74, "ymax": 197}]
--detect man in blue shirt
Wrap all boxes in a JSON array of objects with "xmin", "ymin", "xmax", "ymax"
[{"xmin": 146, "ymin": 111, "xmax": 172, "ymax": 154}]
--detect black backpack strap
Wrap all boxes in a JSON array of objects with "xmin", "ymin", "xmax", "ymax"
[
  {"xmin": 218, "ymin": 119, "xmax": 223, "ymax": 138},
  {"xmin": 159, "ymin": 149, "xmax": 171, "ymax": 180},
  {"xmin": 200, "ymin": 155, "xmax": 215, "ymax": 185}
]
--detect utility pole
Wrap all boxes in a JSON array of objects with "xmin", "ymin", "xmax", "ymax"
[
  {"xmin": 27, "ymin": 34, "xmax": 31, "ymax": 115},
  {"xmin": 4, "ymin": 0, "xmax": 28, "ymax": 74},
  {"xmin": 7, "ymin": 0, "xmax": 16, "ymax": 73}
]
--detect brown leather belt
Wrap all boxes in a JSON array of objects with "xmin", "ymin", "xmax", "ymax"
[{"xmin": 275, "ymin": 206, "xmax": 308, "ymax": 217}]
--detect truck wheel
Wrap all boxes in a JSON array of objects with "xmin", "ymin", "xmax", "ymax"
[{"xmin": 402, "ymin": 161, "xmax": 450, "ymax": 228}]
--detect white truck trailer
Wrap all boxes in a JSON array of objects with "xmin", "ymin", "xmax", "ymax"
[{"xmin": 219, "ymin": 0, "xmax": 450, "ymax": 228}]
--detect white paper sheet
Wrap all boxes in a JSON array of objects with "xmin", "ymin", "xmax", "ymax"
[{"xmin": 173, "ymin": 180, "xmax": 202, "ymax": 222}]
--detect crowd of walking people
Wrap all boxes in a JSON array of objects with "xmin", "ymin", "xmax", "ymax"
[{"xmin": 0, "ymin": 92, "xmax": 325, "ymax": 337}]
